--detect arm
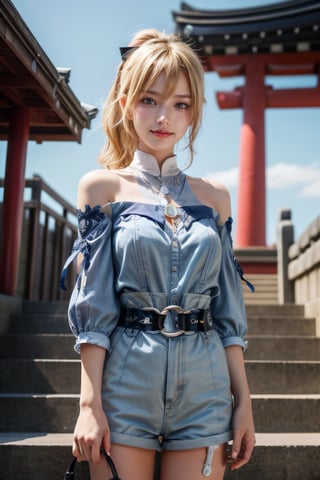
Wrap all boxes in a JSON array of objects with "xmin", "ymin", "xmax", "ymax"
[
  {"xmin": 73, "ymin": 344, "xmax": 110, "ymax": 464},
  {"xmin": 200, "ymin": 181, "xmax": 255, "ymax": 467},
  {"xmin": 67, "ymin": 172, "xmax": 120, "ymax": 355},
  {"xmin": 225, "ymin": 346, "xmax": 255, "ymax": 470},
  {"xmin": 70, "ymin": 171, "xmax": 118, "ymax": 463}
]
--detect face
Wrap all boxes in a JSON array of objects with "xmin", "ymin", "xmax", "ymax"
[{"xmin": 128, "ymin": 71, "xmax": 192, "ymax": 164}]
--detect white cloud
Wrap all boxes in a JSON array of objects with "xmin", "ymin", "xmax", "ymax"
[
  {"xmin": 206, "ymin": 162, "xmax": 320, "ymax": 198},
  {"xmin": 301, "ymin": 179, "xmax": 320, "ymax": 197},
  {"xmin": 206, "ymin": 167, "xmax": 239, "ymax": 188},
  {"xmin": 267, "ymin": 163, "xmax": 320, "ymax": 190}
]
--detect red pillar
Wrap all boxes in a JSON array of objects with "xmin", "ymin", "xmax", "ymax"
[
  {"xmin": 0, "ymin": 108, "xmax": 29, "ymax": 295},
  {"xmin": 236, "ymin": 59, "xmax": 266, "ymax": 246}
]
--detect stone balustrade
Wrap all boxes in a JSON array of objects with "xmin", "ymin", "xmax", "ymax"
[{"xmin": 278, "ymin": 209, "xmax": 320, "ymax": 335}]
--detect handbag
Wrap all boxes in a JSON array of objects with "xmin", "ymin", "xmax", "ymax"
[{"xmin": 64, "ymin": 448, "xmax": 122, "ymax": 480}]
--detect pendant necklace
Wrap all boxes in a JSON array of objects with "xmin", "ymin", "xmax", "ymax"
[
  {"xmin": 130, "ymin": 168, "xmax": 179, "ymax": 219},
  {"xmin": 158, "ymin": 184, "xmax": 179, "ymax": 219}
]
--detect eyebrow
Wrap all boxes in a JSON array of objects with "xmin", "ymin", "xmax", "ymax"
[{"xmin": 144, "ymin": 89, "xmax": 192, "ymax": 98}]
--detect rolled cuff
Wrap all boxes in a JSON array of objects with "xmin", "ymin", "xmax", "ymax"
[
  {"xmin": 74, "ymin": 331, "xmax": 111, "ymax": 354},
  {"xmin": 221, "ymin": 336, "xmax": 248, "ymax": 351}
]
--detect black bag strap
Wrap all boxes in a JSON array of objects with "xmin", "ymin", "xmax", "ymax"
[{"xmin": 64, "ymin": 448, "xmax": 121, "ymax": 480}]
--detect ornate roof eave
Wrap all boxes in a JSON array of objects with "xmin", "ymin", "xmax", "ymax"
[
  {"xmin": 172, "ymin": 1, "xmax": 320, "ymax": 56},
  {"xmin": 174, "ymin": 0, "xmax": 320, "ymax": 22}
]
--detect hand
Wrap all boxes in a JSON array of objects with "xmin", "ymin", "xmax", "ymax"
[
  {"xmin": 72, "ymin": 404, "xmax": 110, "ymax": 464},
  {"xmin": 230, "ymin": 397, "xmax": 255, "ymax": 470}
]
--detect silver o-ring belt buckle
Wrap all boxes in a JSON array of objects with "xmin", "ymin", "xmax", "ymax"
[{"xmin": 159, "ymin": 305, "xmax": 188, "ymax": 337}]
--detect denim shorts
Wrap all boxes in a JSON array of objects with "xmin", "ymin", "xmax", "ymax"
[{"xmin": 101, "ymin": 327, "xmax": 233, "ymax": 451}]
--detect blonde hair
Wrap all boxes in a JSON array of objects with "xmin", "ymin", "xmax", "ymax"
[{"xmin": 99, "ymin": 29, "xmax": 205, "ymax": 169}]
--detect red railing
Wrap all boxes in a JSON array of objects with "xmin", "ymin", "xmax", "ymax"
[{"xmin": 0, "ymin": 175, "xmax": 77, "ymax": 300}]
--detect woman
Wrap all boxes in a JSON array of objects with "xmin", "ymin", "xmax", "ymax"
[{"xmin": 63, "ymin": 29, "xmax": 255, "ymax": 480}]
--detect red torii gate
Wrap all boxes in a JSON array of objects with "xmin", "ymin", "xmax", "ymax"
[
  {"xmin": 173, "ymin": 1, "xmax": 320, "ymax": 246},
  {"xmin": 208, "ymin": 51, "xmax": 320, "ymax": 246}
]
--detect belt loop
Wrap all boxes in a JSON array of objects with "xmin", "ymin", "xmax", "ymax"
[
  {"xmin": 203, "ymin": 309, "xmax": 212, "ymax": 332},
  {"xmin": 201, "ymin": 309, "xmax": 206, "ymax": 332},
  {"xmin": 178, "ymin": 312, "xmax": 186, "ymax": 331}
]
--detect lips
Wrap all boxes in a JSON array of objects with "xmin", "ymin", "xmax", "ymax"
[{"xmin": 151, "ymin": 129, "xmax": 172, "ymax": 138}]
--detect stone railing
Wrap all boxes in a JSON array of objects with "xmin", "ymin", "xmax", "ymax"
[
  {"xmin": 278, "ymin": 208, "xmax": 320, "ymax": 335},
  {"xmin": 277, "ymin": 209, "xmax": 294, "ymax": 304}
]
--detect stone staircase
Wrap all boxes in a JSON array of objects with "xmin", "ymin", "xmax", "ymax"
[
  {"xmin": 0, "ymin": 299, "xmax": 319, "ymax": 480},
  {"xmin": 242, "ymin": 273, "xmax": 279, "ymax": 305}
]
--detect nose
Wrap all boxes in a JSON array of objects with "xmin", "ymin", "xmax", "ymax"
[
  {"xmin": 157, "ymin": 108, "xmax": 169, "ymax": 125},
  {"xmin": 157, "ymin": 115, "xmax": 169, "ymax": 126}
]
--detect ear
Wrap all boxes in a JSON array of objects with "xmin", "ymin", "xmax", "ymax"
[
  {"xmin": 119, "ymin": 95, "xmax": 126, "ymax": 109},
  {"xmin": 120, "ymin": 95, "xmax": 133, "ymax": 120}
]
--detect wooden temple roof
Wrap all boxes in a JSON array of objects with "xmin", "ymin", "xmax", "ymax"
[
  {"xmin": 172, "ymin": 1, "xmax": 320, "ymax": 57},
  {"xmin": 0, "ymin": 0, "xmax": 97, "ymax": 143}
]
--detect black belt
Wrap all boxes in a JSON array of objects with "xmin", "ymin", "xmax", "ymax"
[{"xmin": 119, "ymin": 306, "xmax": 213, "ymax": 337}]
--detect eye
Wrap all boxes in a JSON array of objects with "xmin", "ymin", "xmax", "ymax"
[
  {"xmin": 141, "ymin": 97, "xmax": 156, "ymax": 106},
  {"xmin": 176, "ymin": 102, "xmax": 190, "ymax": 110}
]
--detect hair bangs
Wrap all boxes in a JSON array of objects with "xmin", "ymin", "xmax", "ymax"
[{"xmin": 124, "ymin": 43, "xmax": 190, "ymax": 104}]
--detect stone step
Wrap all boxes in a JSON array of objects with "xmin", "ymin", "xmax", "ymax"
[
  {"xmin": 246, "ymin": 360, "xmax": 320, "ymax": 394},
  {"xmin": 0, "ymin": 394, "xmax": 79, "ymax": 432},
  {"xmin": 245, "ymin": 303, "xmax": 305, "ymax": 317},
  {"xmin": 0, "ymin": 393, "xmax": 319, "ymax": 433},
  {"xmin": 8, "ymin": 312, "xmax": 316, "ymax": 336},
  {"xmin": 251, "ymin": 394, "xmax": 320, "ymax": 433},
  {"xmin": 0, "ymin": 334, "xmax": 77, "ymax": 359},
  {"xmin": 22, "ymin": 301, "xmax": 69, "ymax": 315},
  {"xmin": 0, "ymin": 432, "xmax": 89, "ymax": 480},
  {"xmin": 0, "ymin": 359, "xmax": 80, "ymax": 393},
  {"xmin": 246, "ymin": 315, "xmax": 315, "ymax": 335},
  {"xmin": 246, "ymin": 335, "xmax": 320, "ymax": 360},
  {"xmin": 1, "ymin": 333, "xmax": 319, "ymax": 361},
  {"xmin": 243, "ymin": 293, "xmax": 279, "ymax": 305},
  {"xmin": 242, "ymin": 274, "xmax": 278, "ymax": 305},
  {"xmin": 0, "ymin": 432, "xmax": 319, "ymax": 480},
  {"xmin": 1, "ymin": 358, "xmax": 319, "ymax": 395},
  {"xmin": 243, "ymin": 274, "xmax": 278, "ymax": 288},
  {"xmin": 226, "ymin": 432, "xmax": 320, "ymax": 480},
  {"xmin": 8, "ymin": 314, "xmax": 70, "ymax": 334}
]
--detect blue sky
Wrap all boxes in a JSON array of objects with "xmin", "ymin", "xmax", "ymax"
[{"xmin": 4, "ymin": 0, "xmax": 320, "ymax": 245}]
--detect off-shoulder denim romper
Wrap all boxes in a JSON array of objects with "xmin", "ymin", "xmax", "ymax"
[{"xmin": 62, "ymin": 150, "xmax": 251, "ymax": 452}]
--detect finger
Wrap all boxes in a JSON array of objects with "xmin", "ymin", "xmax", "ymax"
[
  {"xmin": 74, "ymin": 436, "xmax": 94, "ymax": 462},
  {"xmin": 231, "ymin": 437, "xmax": 241, "ymax": 461},
  {"xmin": 231, "ymin": 458, "xmax": 247, "ymax": 471},
  {"xmin": 230, "ymin": 452, "xmax": 251, "ymax": 471},
  {"xmin": 102, "ymin": 431, "xmax": 111, "ymax": 457},
  {"xmin": 230, "ymin": 442, "xmax": 255, "ymax": 470},
  {"xmin": 90, "ymin": 441, "xmax": 102, "ymax": 464},
  {"xmin": 72, "ymin": 439, "xmax": 83, "ymax": 462},
  {"xmin": 81, "ymin": 443, "xmax": 93, "ymax": 461}
]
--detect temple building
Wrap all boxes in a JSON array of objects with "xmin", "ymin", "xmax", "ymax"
[
  {"xmin": 173, "ymin": 1, "xmax": 320, "ymax": 246},
  {"xmin": 0, "ymin": 0, "xmax": 98, "ymax": 296}
]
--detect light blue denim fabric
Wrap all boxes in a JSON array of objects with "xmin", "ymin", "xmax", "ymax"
[
  {"xmin": 63, "ymin": 152, "xmax": 251, "ymax": 354},
  {"xmin": 61, "ymin": 152, "xmax": 255, "ymax": 449}
]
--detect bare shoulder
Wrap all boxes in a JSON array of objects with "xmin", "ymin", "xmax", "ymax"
[
  {"xmin": 187, "ymin": 175, "xmax": 231, "ymax": 224},
  {"xmin": 77, "ymin": 168, "xmax": 120, "ymax": 209}
]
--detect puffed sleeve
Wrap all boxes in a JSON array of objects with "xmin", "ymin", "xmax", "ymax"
[
  {"xmin": 210, "ymin": 217, "xmax": 254, "ymax": 350},
  {"xmin": 60, "ymin": 205, "xmax": 120, "ymax": 354}
]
